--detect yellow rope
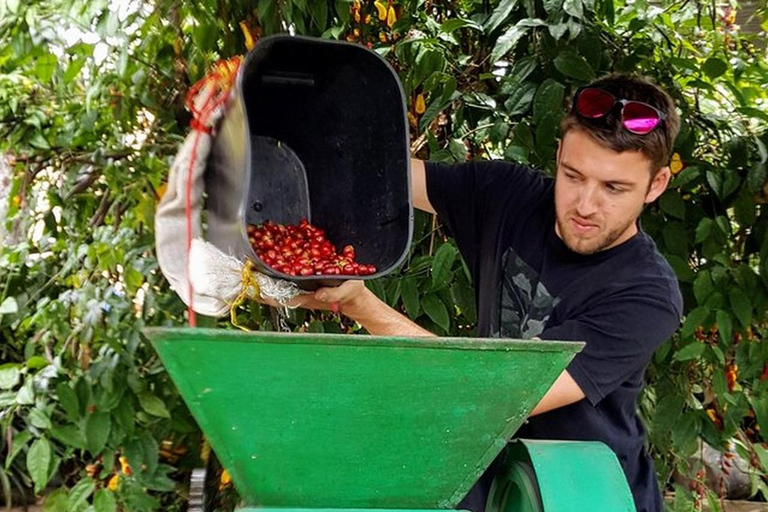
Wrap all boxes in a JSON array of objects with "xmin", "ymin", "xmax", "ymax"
[{"xmin": 230, "ymin": 259, "xmax": 260, "ymax": 331}]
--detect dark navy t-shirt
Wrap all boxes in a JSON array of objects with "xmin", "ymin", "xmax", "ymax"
[{"xmin": 425, "ymin": 160, "xmax": 682, "ymax": 512}]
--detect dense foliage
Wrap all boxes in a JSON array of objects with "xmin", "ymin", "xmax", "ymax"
[{"xmin": 1, "ymin": 0, "xmax": 767, "ymax": 510}]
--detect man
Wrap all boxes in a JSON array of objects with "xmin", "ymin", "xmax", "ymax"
[{"xmin": 294, "ymin": 73, "xmax": 682, "ymax": 512}]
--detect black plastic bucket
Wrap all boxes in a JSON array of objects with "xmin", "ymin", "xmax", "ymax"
[{"xmin": 207, "ymin": 34, "xmax": 412, "ymax": 290}]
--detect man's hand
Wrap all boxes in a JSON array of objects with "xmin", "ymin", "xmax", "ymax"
[{"xmin": 256, "ymin": 280, "xmax": 370, "ymax": 315}]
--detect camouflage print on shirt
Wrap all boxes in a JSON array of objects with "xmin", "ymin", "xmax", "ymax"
[{"xmin": 492, "ymin": 248, "xmax": 559, "ymax": 339}]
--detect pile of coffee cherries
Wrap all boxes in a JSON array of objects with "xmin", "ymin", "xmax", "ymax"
[{"xmin": 247, "ymin": 219, "xmax": 377, "ymax": 277}]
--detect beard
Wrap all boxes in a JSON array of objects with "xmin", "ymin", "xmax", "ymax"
[{"xmin": 555, "ymin": 206, "xmax": 641, "ymax": 255}]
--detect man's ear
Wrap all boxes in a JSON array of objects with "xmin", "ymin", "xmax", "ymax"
[{"xmin": 645, "ymin": 166, "xmax": 671, "ymax": 204}]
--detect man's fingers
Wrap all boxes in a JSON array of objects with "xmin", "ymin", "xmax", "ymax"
[{"xmin": 314, "ymin": 280, "xmax": 364, "ymax": 304}]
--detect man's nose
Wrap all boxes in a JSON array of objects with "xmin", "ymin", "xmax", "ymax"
[{"xmin": 575, "ymin": 185, "xmax": 599, "ymax": 217}]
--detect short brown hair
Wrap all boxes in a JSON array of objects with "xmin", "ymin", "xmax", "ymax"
[{"xmin": 561, "ymin": 74, "xmax": 680, "ymax": 172}]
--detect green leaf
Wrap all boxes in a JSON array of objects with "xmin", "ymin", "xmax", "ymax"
[
  {"xmin": 67, "ymin": 477, "xmax": 95, "ymax": 510},
  {"xmin": 503, "ymin": 82, "xmax": 537, "ymax": 116},
  {"xmin": 334, "ymin": 0, "xmax": 349, "ymax": 24},
  {"xmin": 64, "ymin": 57, "xmax": 86, "ymax": 83},
  {"xmin": 27, "ymin": 437, "xmax": 52, "ymax": 494},
  {"xmin": 490, "ymin": 24, "xmax": 529, "ymax": 63},
  {"xmin": 653, "ymin": 393, "xmax": 685, "ymax": 434},
  {"xmin": 548, "ymin": 22, "xmax": 569, "ymax": 40},
  {"xmin": 451, "ymin": 281, "xmax": 477, "ymax": 323},
  {"xmin": 750, "ymin": 393, "xmax": 768, "ymax": 438},
  {"xmin": 440, "ymin": 18, "xmax": 482, "ymax": 33},
  {"xmin": 665, "ymin": 254, "xmax": 694, "ymax": 283},
  {"xmin": 42, "ymin": 488, "xmax": 68, "ymax": 512},
  {"xmin": 401, "ymin": 278, "xmax": 420, "ymax": 319},
  {"xmin": 35, "ymin": 53, "xmax": 57, "ymax": 82},
  {"xmin": 671, "ymin": 411, "xmax": 701, "ymax": 454},
  {"xmin": 716, "ymin": 310, "xmax": 732, "ymax": 347},
  {"xmin": 553, "ymin": 51, "xmax": 595, "ymax": 82},
  {"xmin": 662, "ymin": 222, "xmax": 688, "ymax": 257},
  {"xmin": 563, "ymin": 0, "xmax": 584, "ymax": 19},
  {"xmin": 706, "ymin": 169, "xmax": 722, "ymax": 198},
  {"xmin": 702, "ymin": 57, "xmax": 728, "ymax": 79},
  {"xmin": 26, "ymin": 356, "xmax": 50, "ymax": 370},
  {"xmin": 50, "ymin": 423, "xmax": 86, "ymax": 450},
  {"xmin": 693, "ymin": 271, "xmax": 713, "ymax": 303},
  {"xmin": 485, "ymin": 0, "xmax": 519, "ymax": 33},
  {"xmin": 85, "ymin": 412, "xmax": 111, "ymax": 455},
  {"xmin": 5, "ymin": 430, "xmax": 32, "ymax": 470},
  {"xmin": 422, "ymin": 293, "xmax": 450, "ymax": 331},
  {"xmin": 729, "ymin": 289, "xmax": 752, "ymax": 328},
  {"xmin": 673, "ymin": 342, "xmax": 706, "ymax": 361},
  {"xmin": 0, "ymin": 297, "xmax": 18, "ymax": 314},
  {"xmin": 29, "ymin": 408, "xmax": 52, "ymax": 430},
  {"xmin": 431, "ymin": 243, "xmax": 457, "ymax": 289},
  {"xmin": 93, "ymin": 489, "xmax": 117, "ymax": 512},
  {"xmin": 138, "ymin": 391, "xmax": 170, "ymax": 418},
  {"xmin": 533, "ymin": 79, "xmax": 565, "ymax": 125},
  {"xmin": 681, "ymin": 307, "xmax": 709, "ymax": 338},
  {"xmin": 658, "ymin": 192, "xmax": 685, "ymax": 220},
  {"xmin": 0, "ymin": 365, "xmax": 20, "ymax": 389},
  {"xmin": 696, "ymin": 217, "xmax": 714, "ymax": 244},
  {"xmin": 56, "ymin": 382, "xmax": 80, "ymax": 422},
  {"xmin": 747, "ymin": 162, "xmax": 767, "ymax": 194}
]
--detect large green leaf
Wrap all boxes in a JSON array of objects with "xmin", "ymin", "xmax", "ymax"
[
  {"xmin": 484, "ymin": 0, "xmax": 519, "ymax": 33},
  {"xmin": 533, "ymin": 78, "xmax": 565, "ymax": 124},
  {"xmin": 728, "ymin": 289, "xmax": 752, "ymax": 328},
  {"xmin": 138, "ymin": 391, "xmax": 170, "ymax": 418},
  {"xmin": 680, "ymin": 307, "xmax": 709, "ymax": 338},
  {"xmin": 42, "ymin": 488, "xmax": 68, "ymax": 512},
  {"xmin": 440, "ymin": 19, "xmax": 483, "ymax": 33},
  {"xmin": 67, "ymin": 477, "xmax": 95, "ymax": 510},
  {"xmin": 673, "ymin": 342, "xmax": 706, "ymax": 362},
  {"xmin": 27, "ymin": 437, "xmax": 52, "ymax": 494},
  {"xmin": 431, "ymin": 243, "xmax": 457, "ymax": 289},
  {"xmin": 490, "ymin": 24, "xmax": 529, "ymax": 63},
  {"xmin": 553, "ymin": 51, "xmax": 595, "ymax": 82},
  {"xmin": 422, "ymin": 293, "xmax": 450, "ymax": 331},
  {"xmin": 0, "ymin": 365, "xmax": 20, "ymax": 390},
  {"xmin": 93, "ymin": 488, "xmax": 117, "ymax": 512},
  {"xmin": 85, "ymin": 412, "xmax": 111, "ymax": 455},
  {"xmin": 702, "ymin": 57, "xmax": 728, "ymax": 79},
  {"xmin": 715, "ymin": 310, "xmax": 732, "ymax": 347},
  {"xmin": 56, "ymin": 382, "xmax": 80, "ymax": 422},
  {"xmin": 401, "ymin": 278, "xmax": 420, "ymax": 319},
  {"xmin": 503, "ymin": 81, "xmax": 537, "ymax": 116},
  {"xmin": 4, "ymin": 430, "xmax": 31, "ymax": 471},
  {"xmin": 658, "ymin": 192, "xmax": 686, "ymax": 220}
]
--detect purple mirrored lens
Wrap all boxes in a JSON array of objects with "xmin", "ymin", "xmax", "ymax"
[
  {"xmin": 576, "ymin": 88, "xmax": 616, "ymax": 118},
  {"xmin": 622, "ymin": 102, "xmax": 660, "ymax": 134}
]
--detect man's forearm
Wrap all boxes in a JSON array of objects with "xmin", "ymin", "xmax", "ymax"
[{"xmin": 343, "ymin": 287, "xmax": 436, "ymax": 337}]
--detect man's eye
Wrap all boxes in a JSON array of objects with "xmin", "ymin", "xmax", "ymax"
[
  {"xmin": 565, "ymin": 173, "xmax": 579, "ymax": 181},
  {"xmin": 606, "ymin": 184, "xmax": 624, "ymax": 193}
]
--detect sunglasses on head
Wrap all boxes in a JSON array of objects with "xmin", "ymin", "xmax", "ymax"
[{"xmin": 573, "ymin": 87, "xmax": 667, "ymax": 135}]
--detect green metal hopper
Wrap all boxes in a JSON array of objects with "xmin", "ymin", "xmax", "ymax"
[{"xmin": 145, "ymin": 328, "xmax": 635, "ymax": 512}]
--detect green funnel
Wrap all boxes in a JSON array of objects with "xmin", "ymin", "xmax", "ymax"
[{"xmin": 145, "ymin": 328, "xmax": 582, "ymax": 509}]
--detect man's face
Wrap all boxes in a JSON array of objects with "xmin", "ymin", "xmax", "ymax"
[{"xmin": 554, "ymin": 128, "xmax": 670, "ymax": 255}]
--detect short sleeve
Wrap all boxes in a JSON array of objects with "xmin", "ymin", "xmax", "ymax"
[
  {"xmin": 540, "ymin": 288, "xmax": 681, "ymax": 405},
  {"xmin": 424, "ymin": 160, "xmax": 547, "ymax": 272}
]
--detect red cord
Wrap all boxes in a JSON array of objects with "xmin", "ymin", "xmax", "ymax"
[{"xmin": 183, "ymin": 56, "xmax": 243, "ymax": 327}]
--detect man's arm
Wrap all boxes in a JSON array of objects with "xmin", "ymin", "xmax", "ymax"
[
  {"xmin": 411, "ymin": 159, "xmax": 436, "ymax": 214},
  {"xmin": 298, "ymin": 280, "xmax": 435, "ymax": 337},
  {"xmin": 301, "ymin": 281, "xmax": 587, "ymax": 414},
  {"xmin": 530, "ymin": 370, "xmax": 585, "ymax": 416}
]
